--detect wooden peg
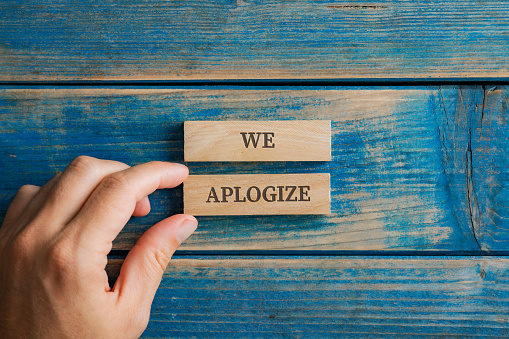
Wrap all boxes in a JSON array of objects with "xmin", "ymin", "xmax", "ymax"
[
  {"xmin": 184, "ymin": 120, "xmax": 331, "ymax": 162},
  {"xmin": 184, "ymin": 174, "xmax": 330, "ymax": 216}
]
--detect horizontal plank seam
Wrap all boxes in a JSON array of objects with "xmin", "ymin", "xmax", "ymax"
[
  {"xmin": 108, "ymin": 250, "xmax": 509, "ymax": 258},
  {"xmin": 1, "ymin": 80, "xmax": 509, "ymax": 87}
]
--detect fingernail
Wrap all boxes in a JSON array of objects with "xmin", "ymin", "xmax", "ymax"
[
  {"xmin": 173, "ymin": 163, "xmax": 189, "ymax": 171},
  {"xmin": 176, "ymin": 219, "xmax": 198, "ymax": 245}
]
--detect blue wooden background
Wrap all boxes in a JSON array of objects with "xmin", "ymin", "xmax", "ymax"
[
  {"xmin": 0, "ymin": 0, "xmax": 508, "ymax": 81},
  {"xmin": 0, "ymin": 86, "xmax": 493, "ymax": 252},
  {"xmin": 106, "ymin": 256, "xmax": 509, "ymax": 338},
  {"xmin": 1, "ymin": 0, "xmax": 508, "ymax": 337}
]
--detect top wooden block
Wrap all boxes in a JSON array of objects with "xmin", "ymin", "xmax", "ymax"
[{"xmin": 184, "ymin": 120, "xmax": 331, "ymax": 162}]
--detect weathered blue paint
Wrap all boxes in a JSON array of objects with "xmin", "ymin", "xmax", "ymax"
[
  {"xmin": 473, "ymin": 86, "xmax": 509, "ymax": 251},
  {"xmin": 0, "ymin": 0, "xmax": 508, "ymax": 80},
  {"xmin": 434, "ymin": 86, "xmax": 485, "ymax": 251},
  {"xmin": 1, "ymin": 0, "xmax": 507, "ymax": 336},
  {"xmin": 105, "ymin": 256, "xmax": 509, "ymax": 338},
  {"xmin": 0, "ymin": 87, "xmax": 482, "ymax": 251}
]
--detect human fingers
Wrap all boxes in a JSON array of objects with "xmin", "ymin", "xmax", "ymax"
[
  {"xmin": 132, "ymin": 196, "xmax": 151, "ymax": 217},
  {"xmin": 0, "ymin": 173, "xmax": 65, "ymax": 252},
  {"xmin": 0, "ymin": 185, "xmax": 40, "ymax": 233},
  {"xmin": 12, "ymin": 172, "xmax": 62, "ymax": 224},
  {"xmin": 113, "ymin": 214, "xmax": 197, "ymax": 323},
  {"xmin": 34, "ymin": 156, "xmax": 131, "ymax": 229},
  {"xmin": 69, "ymin": 162, "xmax": 188, "ymax": 254}
]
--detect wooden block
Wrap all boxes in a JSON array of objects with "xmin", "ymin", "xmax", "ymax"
[
  {"xmin": 184, "ymin": 120, "xmax": 331, "ymax": 162},
  {"xmin": 184, "ymin": 174, "xmax": 330, "ymax": 215}
]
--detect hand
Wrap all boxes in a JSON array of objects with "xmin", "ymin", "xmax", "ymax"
[{"xmin": 0, "ymin": 156, "xmax": 198, "ymax": 338}]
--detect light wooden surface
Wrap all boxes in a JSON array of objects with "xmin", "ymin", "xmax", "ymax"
[
  {"xmin": 106, "ymin": 256, "xmax": 509, "ymax": 338},
  {"xmin": 0, "ymin": 86, "xmax": 484, "ymax": 251},
  {"xmin": 0, "ymin": 0, "xmax": 508, "ymax": 81},
  {"xmin": 184, "ymin": 120, "xmax": 331, "ymax": 162},
  {"xmin": 184, "ymin": 174, "xmax": 330, "ymax": 215}
]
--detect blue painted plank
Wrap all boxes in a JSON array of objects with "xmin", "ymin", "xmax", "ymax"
[
  {"xmin": 0, "ymin": 0, "xmax": 508, "ymax": 81},
  {"xmin": 473, "ymin": 86, "xmax": 509, "ymax": 251},
  {"xmin": 106, "ymin": 256, "xmax": 509, "ymax": 338},
  {"xmin": 0, "ymin": 87, "xmax": 481, "ymax": 251},
  {"xmin": 436, "ymin": 86, "xmax": 485, "ymax": 251}
]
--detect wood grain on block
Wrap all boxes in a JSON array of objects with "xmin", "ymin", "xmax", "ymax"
[
  {"xmin": 184, "ymin": 174, "xmax": 330, "ymax": 216},
  {"xmin": 184, "ymin": 120, "xmax": 331, "ymax": 162}
]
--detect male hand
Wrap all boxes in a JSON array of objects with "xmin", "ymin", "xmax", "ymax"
[{"xmin": 0, "ymin": 156, "xmax": 197, "ymax": 338}]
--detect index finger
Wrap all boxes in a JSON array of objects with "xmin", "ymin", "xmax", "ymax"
[{"xmin": 67, "ymin": 161, "xmax": 189, "ymax": 254}]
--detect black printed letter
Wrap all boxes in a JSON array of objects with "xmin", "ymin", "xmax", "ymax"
[
  {"xmin": 285, "ymin": 186, "xmax": 297, "ymax": 201},
  {"xmin": 262, "ymin": 132, "xmax": 275, "ymax": 148},
  {"xmin": 299, "ymin": 186, "xmax": 310, "ymax": 201},
  {"xmin": 220, "ymin": 187, "xmax": 234, "ymax": 202},
  {"xmin": 240, "ymin": 132, "xmax": 262, "ymax": 148},
  {"xmin": 206, "ymin": 187, "xmax": 220, "ymax": 203}
]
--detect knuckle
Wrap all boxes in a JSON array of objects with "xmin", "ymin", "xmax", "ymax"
[
  {"xmin": 66, "ymin": 155, "xmax": 98, "ymax": 176},
  {"xmin": 10, "ymin": 228, "xmax": 37, "ymax": 255},
  {"xmin": 47, "ymin": 241, "xmax": 75, "ymax": 272},
  {"xmin": 151, "ymin": 247, "xmax": 171, "ymax": 274},
  {"xmin": 136, "ymin": 242, "xmax": 172, "ymax": 279},
  {"xmin": 100, "ymin": 172, "xmax": 132, "ymax": 192},
  {"xmin": 6, "ymin": 228, "xmax": 38, "ymax": 265},
  {"xmin": 17, "ymin": 184, "xmax": 39, "ymax": 196}
]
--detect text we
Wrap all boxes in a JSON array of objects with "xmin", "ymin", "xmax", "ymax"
[{"xmin": 240, "ymin": 132, "xmax": 275, "ymax": 148}]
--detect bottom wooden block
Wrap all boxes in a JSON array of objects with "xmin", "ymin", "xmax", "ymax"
[{"xmin": 184, "ymin": 174, "xmax": 330, "ymax": 216}]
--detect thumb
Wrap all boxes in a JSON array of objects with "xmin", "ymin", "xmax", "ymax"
[{"xmin": 114, "ymin": 214, "xmax": 197, "ymax": 313}]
